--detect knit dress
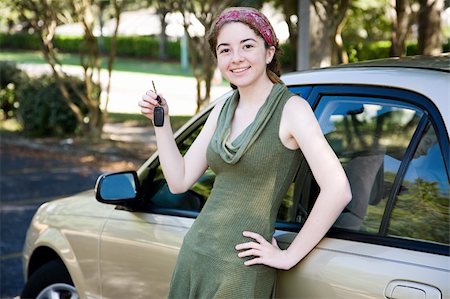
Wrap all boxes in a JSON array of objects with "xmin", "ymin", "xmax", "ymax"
[{"xmin": 168, "ymin": 83, "xmax": 303, "ymax": 299}]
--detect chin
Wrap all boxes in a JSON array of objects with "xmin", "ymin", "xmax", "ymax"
[{"xmin": 228, "ymin": 79, "xmax": 253, "ymax": 89}]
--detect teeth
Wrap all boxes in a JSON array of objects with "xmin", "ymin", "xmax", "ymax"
[{"xmin": 232, "ymin": 67, "xmax": 249, "ymax": 73}]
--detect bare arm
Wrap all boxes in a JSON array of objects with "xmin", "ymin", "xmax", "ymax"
[
  {"xmin": 280, "ymin": 96, "xmax": 352, "ymax": 268},
  {"xmin": 139, "ymin": 90, "xmax": 225, "ymax": 194},
  {"xmin": 236, "ymin": 96, "xmax": 352, "ymax": 270}
]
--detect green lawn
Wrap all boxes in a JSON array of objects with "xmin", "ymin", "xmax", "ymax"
[
  {"xmin": 107, "ymin": 112, "xmax": 191, "ymax": 131},
  {"xmin": 0, "ymin": 50, "xmax": 193, "ymax": 77},
  {"xmin": 0, "ymin": 51, "xmax": 195, "ymax": 133}
]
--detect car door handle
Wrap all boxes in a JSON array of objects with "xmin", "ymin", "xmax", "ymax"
[{"xmin": 385, "ymin": 280, "xmax": 442, "ymax": 299}]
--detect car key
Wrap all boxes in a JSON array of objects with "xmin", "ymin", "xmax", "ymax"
[{"xmin": 152, "ymin": 81, "xmax": 164, "ymax": 127}]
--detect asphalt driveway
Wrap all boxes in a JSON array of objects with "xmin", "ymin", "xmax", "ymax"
[{"xmin": 0, "ymin": 136, "xmax": 143, "ymax": 298}]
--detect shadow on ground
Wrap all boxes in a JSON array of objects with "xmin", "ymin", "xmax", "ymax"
[{"xmin": 0, "ymin": 129, "xmax": 154, "ymax": 298}]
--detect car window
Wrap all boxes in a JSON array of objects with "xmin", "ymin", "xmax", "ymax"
[
  {"xmin": 306, "ymin": 95, "xmax": 424, "ymax": 234},
  {"xmin": 388, "ymin": 122, "xmax": 449, "ymax": 245},
  {"xmin": 148, "ymin": 123, "xmax": 212, "ymax": 212}
]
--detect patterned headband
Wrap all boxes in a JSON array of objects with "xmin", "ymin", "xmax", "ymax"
[{"xmin": 214, "ymin": 7, "xmax": 278, "ymax": 47}]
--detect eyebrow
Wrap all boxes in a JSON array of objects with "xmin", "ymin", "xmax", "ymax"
[{"xmin": 216, "ymin": 38, "xmax": 258, "ymax": 50}]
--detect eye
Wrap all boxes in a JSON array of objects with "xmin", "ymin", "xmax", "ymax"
[
  {"xmin": 244, "ymin": 44, "xmax": 254, "ymax": 49},
  {"xmin": 218, "ymin": 48, "xmax": 230, "ymax": 54}
]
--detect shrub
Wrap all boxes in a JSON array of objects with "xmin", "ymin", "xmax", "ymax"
[
  {"xmin": 0, "ymin": 61, "xmax": 29, "ymax": 119},
  {"xmin": 16, "ymin": 75, "xmax": 91, "ymax": 137},
  {"xmin": 0, "ymin": 33, "xmax": 40, "ymax": 50},
  {"xmin": 1, "ymin": 33, "xmax": 181, "ymax": 60},
  {"xmin": 280, "ymin": 42, "xmax": 296, "ymax": 72}
]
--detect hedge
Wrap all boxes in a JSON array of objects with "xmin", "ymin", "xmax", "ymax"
[{"xmin": 0, "ymin": 33, "xmax": 181, "ymax": 60}]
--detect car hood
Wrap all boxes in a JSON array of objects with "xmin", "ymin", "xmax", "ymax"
[{"xmin": 38, "ymin": 189, "xmax": 116, "ymax": 218}]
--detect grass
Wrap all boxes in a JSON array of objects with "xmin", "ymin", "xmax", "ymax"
[
  {"xmin": 0, "ymin": 50, "xmax": 194, "ymax": 77},
  {"xmin": 0, "ymin": 113, "xmax": 192, "ymax": 135},
  {"xmin": 107, "ymin": 112, "xmax": 191, "ymax": 131},
  {"xmin": 0, "ymin": 50, "xmax": 195, "ymax": 135}
]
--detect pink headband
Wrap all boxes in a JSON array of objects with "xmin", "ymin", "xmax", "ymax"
[{"xmin": 214, "ymin": 7, "xmax": 278, "ymax": 47}]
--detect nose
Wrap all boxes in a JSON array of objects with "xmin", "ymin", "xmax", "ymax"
[{"xmin": 231, "ymin": 49, "xmax": 244, "ymax": 63}]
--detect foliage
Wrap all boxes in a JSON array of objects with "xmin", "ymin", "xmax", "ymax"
[
  {"xmin": 389, "ymin": 178, "xmax": 449, "ymax": 244},
  {"xmin": 7, "ymin": 0, "xmax": 132, "ymax": 139},
  {"xmin": 0, "ymin": 61, "xmax": 29, "ymax": 120},
  {"xmin": 280, "ymin": 43, "xmax": 296, "ymax": 72},
  {"xmin": 1, "ymin": 33, "xmax": 181, "ymax": 61},
  {"xmin": 343, "ymin": 0, "xmax": 391, "ymax": 43},
  {"xmin": 0, "ymin": 32, "xmax": 40, "ymax": 50},
  {"xmin": 16, "ymin": 74, "xmax": 99, "ymax": 137}
]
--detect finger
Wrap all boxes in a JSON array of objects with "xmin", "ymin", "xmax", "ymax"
[
  {"xmin": 142, "ymin": 91, "xmax": 160, "ymax": 103},
  {"xmin": 139, "ymin": 100, "xmax": 155, "ymax": 115},
  {"xmin": 244, "ymin": 258, "xmax": 263, "ymax": 266},
  {"xmin": 272, "ymin": 237, "xmax": 280, "ymax": 249},
  {"xmin": 145, "ymin": 90, "xmax": 157, "ymax": 98},
  {"xmin": 235, "ymin": 241, "xmax": 261, "ymax": 251},
  {"xmin": 157, "ymin": 94, "xmax": 167, "ymax": 106},
  {"xmin": 142, "ymin": 95, "xmax": 160, "ymax": 106},
  {"xmin": 139, "ymin": 100, "xmax": 153, "ymax": 109},
  {"xmin": 238, "ymin": 249, "xmax": 261, "ymax": 258},
  {"xmin": 243, "ymin": 231, "xmax": 266, "ymax": 244},
  {"xmin": 141, "ymin": 107, "xmax": 153, "ymax": 115}
]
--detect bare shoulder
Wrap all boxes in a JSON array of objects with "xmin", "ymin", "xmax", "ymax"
[
  {"xmin": 283, "ymin": 95, "xmax": 315, "ymax": 122},
  {"xmin": 208, "ymin": 98, "xmax": 227, "ymax": 124},
  {"xmin": 201, "ymin": 96, "xmax": 227, "ymax": 132},
  {"xmin": 209, "ymin": 97, "xmax": 227, "ymax": 120}
]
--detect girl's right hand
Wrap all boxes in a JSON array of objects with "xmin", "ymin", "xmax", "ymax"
[{"xmin": 138, "ymin": 89, "xmax": 169, "ymax": 124}]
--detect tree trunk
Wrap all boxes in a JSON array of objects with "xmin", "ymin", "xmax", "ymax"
[
  {"xmin": 281, "ymin": 0, "xmax": 298, "ymax": 71},
  {"xmin": 332, "ymin": 1, "xmax": 349, "ymax": 65},
  {"xmin": 418, "ymin": 0, "xmax": 444, "ymax": 55},
  {"xmin": 389, "ymin": 0, "xmax": 416, "ymax": 57},
  {"xmin": 158, "ymin": 9, "xmax": 169, "ymax": 61},
  {"xmin": 104, "ymin": 0, "xmax": 124, "ymax": 125},
  {"xmin": 310, "ymin": 0, "xmax": 349, "ymax": 68},
  {"xmin": 181, "ymin": 0, "xmax": 232, "ymax": 112}
]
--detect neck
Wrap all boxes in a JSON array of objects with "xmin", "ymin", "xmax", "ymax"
[{"xmin": 237, "ymin": 77, "xmax": 274, "ymax": 107}]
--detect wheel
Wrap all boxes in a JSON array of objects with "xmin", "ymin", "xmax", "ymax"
[{"xmin": 21, "ymin": 259, "xmax": 79, "ymax": 299}]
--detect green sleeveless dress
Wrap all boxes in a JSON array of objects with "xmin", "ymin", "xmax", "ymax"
[{"xmin": 168, "ymin": 83, "xmax": 303, "ymax": 299}]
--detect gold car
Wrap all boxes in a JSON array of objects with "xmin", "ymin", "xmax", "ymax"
[{"xmin": 22, "ymin": 56, "xmax": 449, "ymax": 299}]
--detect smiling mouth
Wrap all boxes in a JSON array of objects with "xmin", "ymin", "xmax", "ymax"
[{"xmin": 230, "ymin": 66, "xmax": 250, "ymax": 73}]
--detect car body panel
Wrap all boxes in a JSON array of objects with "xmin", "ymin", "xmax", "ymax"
[
  {"xmin": 276, "ymin": 232, "xmax": 449, "ymax": 298},
  {"xmin": 99, "ymin": 210, "xmax": 192, "ymax": 299},
  {"xmin": 23, "ymin": 192, "xmax": 116, "ymax": 299}
]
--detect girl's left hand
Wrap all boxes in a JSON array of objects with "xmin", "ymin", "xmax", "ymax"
[{"xmin": 235, "ymin": 231, "xmax": 294, "ymax": 270}]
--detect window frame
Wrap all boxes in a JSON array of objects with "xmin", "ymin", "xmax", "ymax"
[{"xmin": 284, "ymin": 84, "xmax": 449, "ymax": 256}]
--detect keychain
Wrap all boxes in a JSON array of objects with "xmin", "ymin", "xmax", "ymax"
[{"xmin": 152, "ymin": 81, "xmax": 164, "ymax": 127}]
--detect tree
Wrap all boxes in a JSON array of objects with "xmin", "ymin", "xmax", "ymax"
[
  {"xmin": 11, "ymin": 0, "xmax": 125, "ymax": 139},
  {"xmin": 309, "ymin": 0, "xmax": 350, "ymax": 67},
  {"xmin": 272, "ymin": 0, "xmax": 298, "ymax": 71},
  {"xmin": 150, "ymin": 0, "xmax": 179, "ymax": 61},
  {"xmin": 417, "ymin": 0, "xmax": 444, "ymax": 55},
  {"xmin": 176, "ymin": 0, "xmax": 234, "ymax": 112},
  {"xmin": 389, "ymin": 0, "xmax": 417, "ymax": 56},
  {"xmin": 388, "ymin": 0, "xmax": 445, "ymax": 57}
]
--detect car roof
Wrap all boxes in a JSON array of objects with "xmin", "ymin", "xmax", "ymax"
[
  {"xmin": 281, "ymin": 54, "xmax": 450, "ymax": 134},
  {"xmin": 321, "ymin": 54, "xmax": 450, "ymax": 72}
]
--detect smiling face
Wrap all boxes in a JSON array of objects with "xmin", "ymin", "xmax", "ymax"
[{"xmin": 216, "ymin": 22, "xmax": 275, "ymax": 89}]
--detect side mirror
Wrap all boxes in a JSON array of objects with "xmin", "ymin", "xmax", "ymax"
[{"xmin": 95, "ymin": 171, "xmax": 140, "ymax": 204}]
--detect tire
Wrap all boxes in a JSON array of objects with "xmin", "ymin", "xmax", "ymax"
[{"xmin": 21, "ymin": 259, "xmax": 79, "ymax": 299}]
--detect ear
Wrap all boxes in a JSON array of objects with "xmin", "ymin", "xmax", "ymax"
[{"xmin": 266, "ymin": 46, "xmax": 276, "ymax": 64}]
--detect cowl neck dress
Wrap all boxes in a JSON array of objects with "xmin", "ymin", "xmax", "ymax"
[{"xmin": 168, "ymin": 83, "xmax": 303, "ymax": 299}]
